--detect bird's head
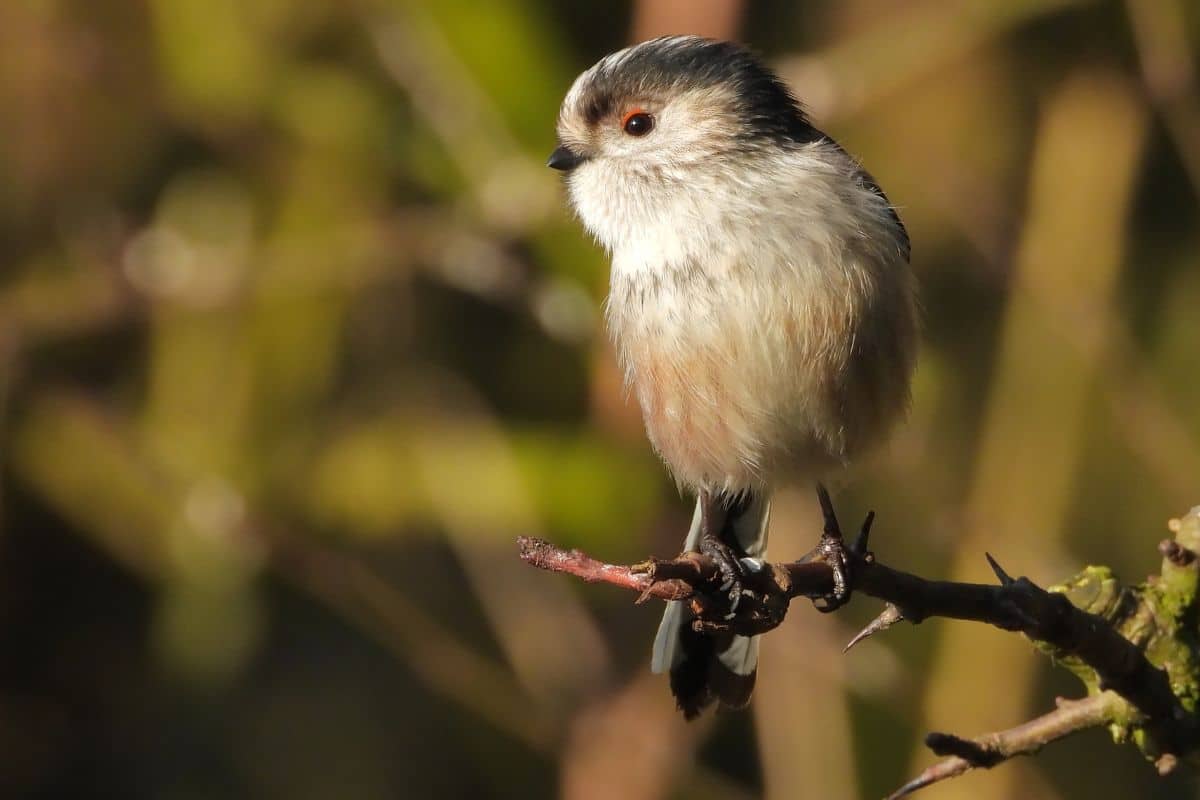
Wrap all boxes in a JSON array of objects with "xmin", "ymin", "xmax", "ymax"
[{"xmin": 549, "ymin": 36, "xmax": 815, "ymax": 253}]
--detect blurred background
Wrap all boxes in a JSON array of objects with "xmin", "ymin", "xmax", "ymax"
[{"xmin": 1, "ymin": 0, "xmax": 1198, "ymax": 798}]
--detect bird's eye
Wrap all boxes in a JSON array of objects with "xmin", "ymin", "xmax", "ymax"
[{"xmin": 621, "ymin": 110, "xmax": 654, "ymax": 137}]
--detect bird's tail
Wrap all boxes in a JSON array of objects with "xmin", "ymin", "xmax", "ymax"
[{"xmin": 651, "ymin": 492, "xmax": 770, "ymax": 719}]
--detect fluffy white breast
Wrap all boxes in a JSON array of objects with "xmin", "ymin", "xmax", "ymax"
[{"xmin": 573, "ymin": 141, "xmax": 917, "ymax": 492}]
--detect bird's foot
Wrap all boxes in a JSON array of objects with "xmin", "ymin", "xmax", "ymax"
[
  {"xmin": 810, "ymin": 529, "xmax": 852, "ymax": 612},
  {"xmin": 804, "ymin": 484, "xmax": 875, "ymax": 612},
  {"xmin": 697, "ymin": 530, "xmax": 748, "ymax": 621}
]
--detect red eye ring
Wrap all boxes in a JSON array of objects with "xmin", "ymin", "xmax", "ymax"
[{"xmin": 621, "ymin": 109, "xmax": 654, "ymax": 136}]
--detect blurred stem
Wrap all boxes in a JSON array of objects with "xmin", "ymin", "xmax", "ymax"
[
  {"xmin": 269, "ymin": 533, "xmax": 559, "ymax": 751},
  {"xmin": 363, "ymin": 0, "xmax": 555, "ymax": 233},
  {"xmin": 912, "ymin": 72, "xmax": 1148, "ymax": 798},
  {"xmin": 1126, "ymin": 0, "xmax": 1200, "ymax": 191},
  {"xmin": 1099, "ymin": 323, "xmax": 1200, "ymax": 509},
  {"xmin": 407, "ymin": 388, "xmax": 613, "ymax": 711}
]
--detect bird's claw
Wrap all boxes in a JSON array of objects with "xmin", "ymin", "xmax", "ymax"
[
  {"xmin": 807, "ymin": 484, "xmax": 872, "ymax": 612},
  {"xmin": 811, "ymin": 530, "xmax": 853, "ymax": 612},
  {"xmin": 699, "ymin": 533, "xmax": 747, "ymax": 620}
]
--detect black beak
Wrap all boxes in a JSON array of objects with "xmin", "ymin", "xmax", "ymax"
[{"xmin": 546, "ymin": 144, "xmax": 586, "ymax": 172}]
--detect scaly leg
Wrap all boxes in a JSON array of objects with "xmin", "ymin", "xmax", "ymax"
[
  {"xmin": 807, "ymin": 483, "xmax": 857, "ymax": 612},
  {"xmin": 696, "ymin": 490, "xmax": 746, "ymax": 616}
]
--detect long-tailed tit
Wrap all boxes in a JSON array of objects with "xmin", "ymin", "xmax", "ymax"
[{"xmin": 549, "ymin": 36, "xmax": 917, "ymax": 718}]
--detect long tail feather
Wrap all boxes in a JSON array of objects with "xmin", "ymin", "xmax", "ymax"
[{"xmin": 651, "ymin": 493, "xmax": 770, "ymax": 717}]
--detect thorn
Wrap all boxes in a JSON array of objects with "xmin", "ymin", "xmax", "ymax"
[
  {"xmin": 985, "ymin": 552, "xmax": 1015, "ymax": 586},
  {"xmin": 635, "ymin": 587, "xmax": 654, "ymax": 605},
  {"xmin": 852, "ymin": 510, "xmax": 876, "ymax": 556},
  {"xmin": 885, "ymin": 773, "xmax": 936, "ymax": 800},
  {"xmin": 844, "ymin": 603, "xmax": 904, "ymax": 652}
]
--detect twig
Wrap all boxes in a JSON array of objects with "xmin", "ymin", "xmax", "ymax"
[
  {"xmin": 886, "ymin": 693, "xmax": 1119, "ymax": 798},
  {"xmin": 516, "ymin": 536, "xmax": 709, "ymax": 601},
  {"xmin": 844, "ymin": 602, "xmax": 903, "ymax": 652}
]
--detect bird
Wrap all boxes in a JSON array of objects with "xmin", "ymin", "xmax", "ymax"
[{"xmin": 548, "ymin": 36, "xmax": 918, "ymax": 719}]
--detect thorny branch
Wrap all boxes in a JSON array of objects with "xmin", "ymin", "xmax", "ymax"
[
  {"xmin": 516, "ymin": 537, "xmax": 1186, "ymax": 734},
  {"xmin": 517, "ymin": 505, "xmax": 1200, "ymax": 797}
]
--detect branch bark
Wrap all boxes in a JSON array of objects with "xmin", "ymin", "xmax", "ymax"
[
  {"xmin": 517, "ymin": 506, "xmax": 1200, "ymax": 797},
  {"xmin": 517, "ymin": 536, "xmax": 1187, "ymax": 741}
]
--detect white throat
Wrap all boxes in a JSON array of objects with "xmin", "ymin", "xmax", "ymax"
[{"xmin": 568, "ymin": 159, "xmax": 767, "ymax": 280}]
